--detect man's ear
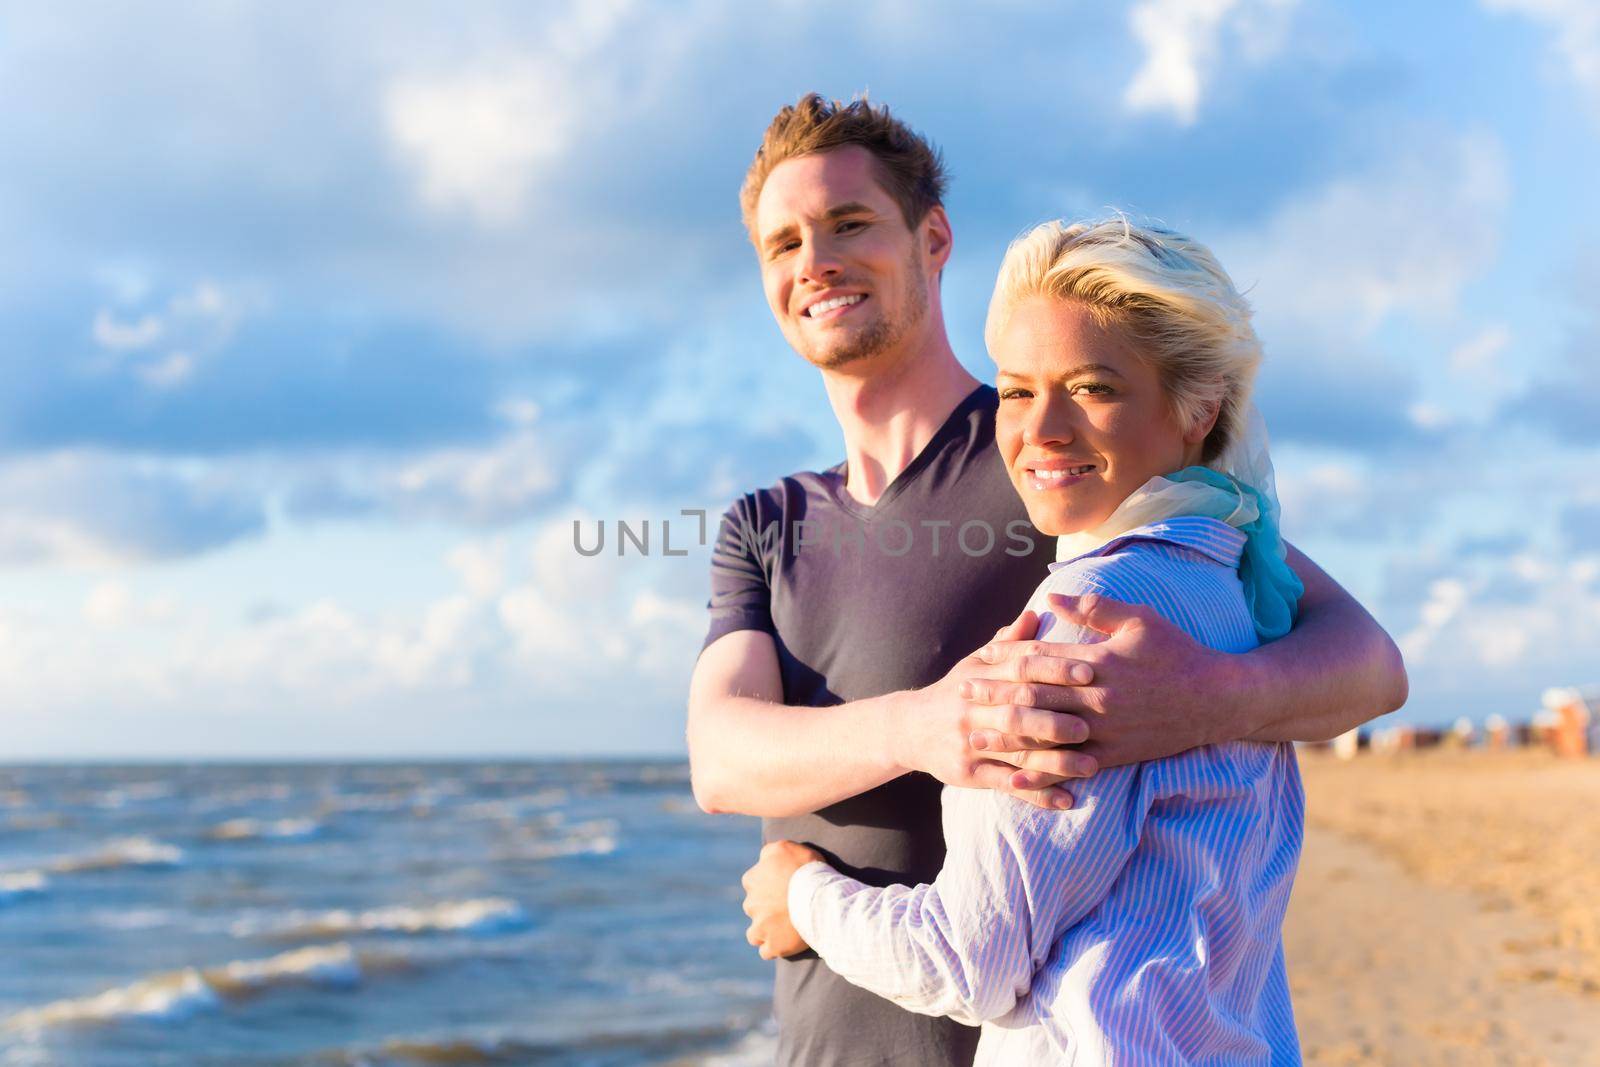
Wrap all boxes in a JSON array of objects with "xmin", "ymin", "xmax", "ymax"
[{"xmin": 923, "ymin": 205, "xmax": 954, "ymax": 272}]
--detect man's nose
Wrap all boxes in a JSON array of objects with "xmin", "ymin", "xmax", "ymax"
[{"xmin": 796, "ymin": 235, "xmax": 843, "ymax": 287}]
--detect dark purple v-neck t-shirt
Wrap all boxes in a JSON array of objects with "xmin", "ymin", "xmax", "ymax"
[{"xmin": 701, "ymin": 385, "xmax": 1056, "ymax": 1067}]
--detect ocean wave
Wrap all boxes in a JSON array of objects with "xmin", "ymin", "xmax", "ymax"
[
  {"xmin": 45, "ymin": 836, "xmax": 184, "ymax": 874},
  {"xmin": 2, "ymin": 943, "xmax": 366, "ymax": 1032},
  {"xmin": 491, "ymin": 820, "xmax": 618, "ymax": 862},
  {"xmin": 240, "ymin": 898, "xmax": 528, "ymax": 940},
  {"xmin": 453, "ymin": 789, "xmax": 568, "ymax": 821},
  {"xmin": 0, "ymin": 870, "xmax": 48, "ymax": 905},
  {"xmin": 692, "ymin": 1025, "xmax": 780, "ymax": 1067},
  {"xmin": 93, "ymin": 782, "xmax": 175, "ymax": 808},
  {"xmin": 322, "ymin": 1019, "xmax": 767, "ymax": 1067},
  {"xmin": 316, "ymin": 792, "xmax": 412, "ymax": 815},
  {"xmin": 205, "ymin": 817, "xmax": 322, "ymax": 842}
]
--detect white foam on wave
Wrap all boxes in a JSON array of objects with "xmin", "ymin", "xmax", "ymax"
[
  {"xmin": 494, "ymin": 818, "xmax": 618, "ymax": 862},
  {"xmin": 692, "ymin": 1024, "xmax": 780, "ymax": 1066},
  {"xmin": 47, "ymin": 836, "xmax": 184, "ymax": 874},
  {"xmin": 2, "ymin": 943, "xmax": 364, "ymax": 1033},
  {"xmin": 317, "ymin": 791, "xmax": 412, "ymax": 815},
  {"xmin": 94, "ymin": 782, "xmax": 175, "ymax": 808},
  {"xmin": 206, "ymin": 817, "xmax": 321, "ymax": 842},
  {"xmin": 4, "ymin": 968, "xmax": 219, "ymax": 1030},
  {"xmin": 242, "ymin": 897, "xmax": 528, "ymax": 940},
  {"xmin": 0, "ymin": 870, "xmax": 48, "ymax": 904},
  {"xmin": 454, "ymin": 788, "xmax": 568, "ymax": 822}
]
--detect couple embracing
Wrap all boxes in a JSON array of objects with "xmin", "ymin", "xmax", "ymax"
[{"xmin": 688, "ymin": 94, "xmax": 1406, "ymax": 1066}]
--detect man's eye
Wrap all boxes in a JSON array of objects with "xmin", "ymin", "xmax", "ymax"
[
  {"xmin": 998, "ymin": 387, "xmax": 1032, "ymax": 400},
  {"xmin": 837, "ymin": 220, "xmax": 865, "ymax": 234}
]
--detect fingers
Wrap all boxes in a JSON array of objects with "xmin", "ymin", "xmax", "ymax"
[
  {"xmin": 968, "ymin": 705, "xmax": 1091, "ymax": 745},
  {"xmin": 993, "ymin": 608, "xmax": 1039, "ymax": 644},
  {"xmin": 1003, "ymin": 783, "xmax": 1077, "ymax": 810},
  {"xmin": 745, "ymin": 924, "xmax": 760, "ymax": 947},
  {"xmin": 953, "ymin": 662, "xmax": 1094, "ymax": 703},
  {"xmin": 982, "ymin": 746, "xmax": 1099, "ymax": 779},
  {"xmin": 1046, "ymin": 592, "xmax": 1153, "ymax": 636},
  {"xmin": 966, "ymin": 758, "xmax": 1078, "ymax": 808}
]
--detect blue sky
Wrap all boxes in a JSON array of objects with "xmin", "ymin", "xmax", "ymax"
[{"xmin": 3, "ymin": 0, "xmax": 1597, "ymax": 758}]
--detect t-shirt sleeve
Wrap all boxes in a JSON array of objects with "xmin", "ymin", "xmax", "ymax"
[{"xmin": 700, "ymin": 495, "xmax": 777, "ymax": 652}]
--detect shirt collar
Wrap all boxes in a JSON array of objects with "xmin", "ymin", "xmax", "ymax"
[{"xmin": 1047, "ymin": 515, "xmax": 1246, "ymax": 572}]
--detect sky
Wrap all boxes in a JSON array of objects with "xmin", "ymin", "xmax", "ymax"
[{"xmin": 2, "ymin": 0, "xmax": 1597, "ymax": 759}]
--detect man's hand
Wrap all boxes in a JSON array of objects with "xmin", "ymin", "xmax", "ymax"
[
  {"xmin": 741, "ymin": 840, "xmax": 823, "ymax": 960},
  {"xmin": 890, "ymin": 608, "xmax": 1102, "ymax": 810},
  {"xmin": 989, "ymin": 591, "xmax": 1236, "ymax": 769}
]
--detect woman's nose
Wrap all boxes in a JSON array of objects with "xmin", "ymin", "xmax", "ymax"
[{"xmin": 1023, "ymin": 398, "xmax": 1074, "ymax": 448}]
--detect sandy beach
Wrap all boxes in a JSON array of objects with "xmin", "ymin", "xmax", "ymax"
[{"xmin": 1288, "ymin": 749, "xmax": 1600, "ymax": 1066}]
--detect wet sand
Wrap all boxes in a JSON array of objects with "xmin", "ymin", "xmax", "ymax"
[{"xmin": 1288, "ymin": 749, "xmax": 1600, "ymax": 1066}]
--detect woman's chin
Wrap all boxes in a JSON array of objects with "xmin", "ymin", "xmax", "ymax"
[{"xmin": 1022, "ymin": 504, "xmax": 1088, "ymax": 538}]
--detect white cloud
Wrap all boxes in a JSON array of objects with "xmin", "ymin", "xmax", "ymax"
[
  {"xmin": 92, "ymin": 309, "xmax": 163, "ymax": 350},
  {"xmin": 0, "ymin": 451, "xmax": 265, "ymax": 568},
  {"xmin": 1123, "ymin": 0, "xmax": 1296, "ymax": 125},
  {"xmin": 1223, "ymin": 131, "xmax": 1508, "ymax": 333},
  {"xmin": 88, "ymin": 279, "xmax": 259, "ymax": 390},
  {"xmin": 1484, "ymin": 0, "xmax": 1600, "ymax": 119},
  {"xmin": 381, "ymin": 0, "xmax": 636, "ymax": 226},
  {"xmin": 1448, "ymin": 323, "xmax": 1512, "ymax": 376},
  {"xmin": 447, "ymin": 536, "xmax": 508, "ymax": 600},
  {"xmin": 383, "ymin": 63, "xmax": 575, "ymax": 226},
  {"xmin": 83, "ymin": 581, "xmax": 179, "ymax": 627},
  {"xmin": 0, "ymin": 512, "xmax": 711, "ymax": 755},
  {"xmin": 1397, "ymin": 554, "xmax": 1600, "ymax": 680}
]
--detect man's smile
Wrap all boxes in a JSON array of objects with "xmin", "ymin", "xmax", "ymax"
[{"xmin": 801, "ymin": 292, "xmax": 868, "ymax": 320}]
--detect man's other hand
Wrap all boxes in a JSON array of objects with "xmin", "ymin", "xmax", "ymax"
[
  {"xmin": 891, "ymin": 608, "xmax": 1098, "ymax": 811},
  {"xmin": 741, "ymin": 840, "xmax": 822, "ymax": 961},
  {"xmin": 1020, "ymin": 591, "xmax": 1236, "ymax": 768}
]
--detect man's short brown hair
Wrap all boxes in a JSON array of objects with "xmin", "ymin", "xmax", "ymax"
[{"xmin": 740, "ymin": 93, "xmax": 948, "ymax": 241}]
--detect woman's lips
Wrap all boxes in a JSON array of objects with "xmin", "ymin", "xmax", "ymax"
[{"xmin": 1022, "ymin": 463, "xmax": 1096, "ymax": 492}]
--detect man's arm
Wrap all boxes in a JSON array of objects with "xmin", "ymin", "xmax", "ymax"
[
  {"xmin": 1233, "ymin": 543, "xmax": 1407, "ymax": 743},
  {"xmin": 691, "ymin": 497, "xmax": 1101, "ymax": 817},
  {"xmin": 687, "ymin": 619, "xmax": 1096, "ymax": 818},
  {"xmin": 960, "ymin": 543, "xmax": 1407, "ymax": 779}
]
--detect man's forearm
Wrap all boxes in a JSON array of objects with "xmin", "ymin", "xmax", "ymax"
[
  {"xmin": 1228, "ymin": 547, "xmax": 1407, "ymax": 745},
  {"xmin": 688, "ymin": 689, "xmax": 910, "ymax": 818}
]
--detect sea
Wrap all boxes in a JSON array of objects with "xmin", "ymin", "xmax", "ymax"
[{"xmin": 0, "ymin": 761, "xmax": 778, "ymax": 1066}]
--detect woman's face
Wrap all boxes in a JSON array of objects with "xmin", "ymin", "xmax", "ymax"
[{"xmin": 993, "ymin": 296, "xmax": 1207, "ymax": 536}]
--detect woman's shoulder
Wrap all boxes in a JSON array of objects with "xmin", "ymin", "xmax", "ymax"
[
  {"xmin": 1035, "ymin": 518, "xmax": 1257, "ymax": 651},
  {"xmin": 1044, "ymin": 518, "xmax": 1240, "ymax": 590}
]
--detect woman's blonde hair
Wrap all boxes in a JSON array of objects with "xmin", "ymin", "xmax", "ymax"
[{"xmin": 984, "ymin": 216, "xmax": 1261, "ymax": 465}]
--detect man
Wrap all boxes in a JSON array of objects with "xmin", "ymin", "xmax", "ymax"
[{"xmin": 688, "ymin": 95, "xmax": 1405, "ymax": 1067}]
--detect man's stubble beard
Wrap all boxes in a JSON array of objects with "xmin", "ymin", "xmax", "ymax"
[{"xmin": 804, "ymin": 254, "xmax": 930, "ymax": 371}]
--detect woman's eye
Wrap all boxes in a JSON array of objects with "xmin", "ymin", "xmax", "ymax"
[{"xmin": 1071, "ymin": 382, "xmax": 1114, "ymax": 396}]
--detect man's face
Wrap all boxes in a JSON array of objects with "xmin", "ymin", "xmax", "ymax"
[{"xmin": 753, "ymin": 146, "xmax": 939, "ymax": 370}]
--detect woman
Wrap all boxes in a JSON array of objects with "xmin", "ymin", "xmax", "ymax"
[{"xmin": 741, "ymin": 217, "xmax": 1307, "ymax": 1064}]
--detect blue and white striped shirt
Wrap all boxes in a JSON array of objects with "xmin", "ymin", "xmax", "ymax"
[{"xmin": 788, "ymin": 516, "xmax": 1305, "ymax": 1066}]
